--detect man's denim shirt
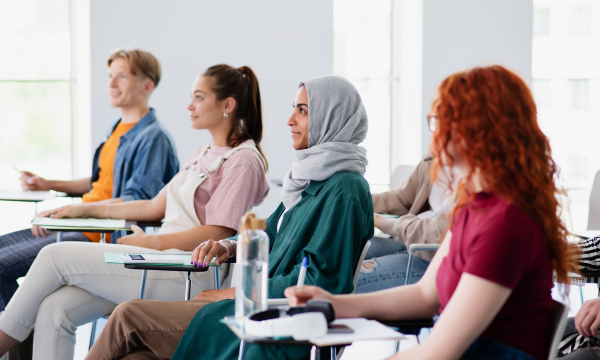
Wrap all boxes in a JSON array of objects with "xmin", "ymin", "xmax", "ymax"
[{"xmin": 91, "ymin": 109, "xmax": 179, "ymax": 239}]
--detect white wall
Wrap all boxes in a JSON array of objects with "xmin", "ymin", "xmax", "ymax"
[
  {"xmin": 88, "ymin": 0, "xmax": 333, "ymax": 216},
  {"xmin": 419, "ymin": 0, "xmax": 533, "ymax": 154}
]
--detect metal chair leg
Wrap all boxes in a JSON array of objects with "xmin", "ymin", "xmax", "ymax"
[
  {"xmin": 185, "ymin": 271, "xmax": 192, "ymax": 300},
  {"xmin": 56, "ymin": 231, "xmax": 62, "ymax": 242},
  {"xmin": 330, "ymin": 346, "xmax": 336, "ymax": 360},
  {"xmin": 138, "ymin": 269, "xmax": 147, "ymax": 299},
  {"xmin": 214, "ymin": 266, "xmax": 221, "ymax": 290},
  {"xmin": 310, "ymin": 345, "xmax": 319, "ymax": 360},
  {"xmin": 89, "ymin": 319, "xmax": 98, "ymax": 350},
  {"xmin": 404, "ymin": 254, "xmax": 414, "ymax": 285},
  {"xmin": 238, "ymin": 340, "xmax": 247, "ymax": 360}
]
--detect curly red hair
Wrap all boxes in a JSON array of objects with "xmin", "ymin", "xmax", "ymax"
[{"xmin": 430, "ymin": 65, "xmax": 575, "ymax": 284}]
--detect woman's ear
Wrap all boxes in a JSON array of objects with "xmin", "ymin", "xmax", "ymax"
[{"xmin": 224, "ymin": 97, "xmax": 236, "ymax": 115}]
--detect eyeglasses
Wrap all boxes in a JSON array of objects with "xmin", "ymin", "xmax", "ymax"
[{"xmin": 427, "ymin": 113, "xmax": 437, "ymax": 133}]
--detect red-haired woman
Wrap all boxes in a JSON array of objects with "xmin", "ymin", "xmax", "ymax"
[{"xmin": 286, "ymin": 65, "xmax": 573, "ymax": 360}]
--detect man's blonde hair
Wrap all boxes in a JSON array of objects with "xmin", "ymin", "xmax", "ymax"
[{"xmin": 107, "ymin": 49, "xmax": 161, "ymax": 88}]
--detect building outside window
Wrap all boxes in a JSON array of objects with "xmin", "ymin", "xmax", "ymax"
[
  {"xmin": 533, "ymin": 0, "xmax": 599, "ymax": 230},
  {"xmin": 534, "ymin": 8, "xmax": 551, "ymax": 36}
]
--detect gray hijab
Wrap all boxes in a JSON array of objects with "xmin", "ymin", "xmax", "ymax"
[{"xmin": 280, "ymin": 75, "xmax": 368, "ymax": 209}]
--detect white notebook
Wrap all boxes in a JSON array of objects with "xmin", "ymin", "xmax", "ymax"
[{"xmin": 32, "ymin": 217, "xmax": 128, "ymax": 230}]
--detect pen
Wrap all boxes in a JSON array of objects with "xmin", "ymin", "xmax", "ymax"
[{"xmin": 297, "ymin": 256, "xmax": 308, "ymax": 289}]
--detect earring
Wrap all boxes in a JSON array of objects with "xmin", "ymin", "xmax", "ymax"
[{"xmin": 223, "ymin": 112, "xmax": 228, "ymax": 118}]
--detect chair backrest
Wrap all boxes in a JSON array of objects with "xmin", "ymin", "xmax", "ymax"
[
  {"xmin": 390, "ymin": 165, "xmax": 417, "ymax": 189},
  {"xmin": 547, "ymin": 299, "xmax": 569, "ymax": 360},
  {"xmin": 588, "ymin": 170, "xmax": 600, "ymax": 230},
  {"xmin": 352, "ymin": 240, "xmax": 371, "ymax": 293}
]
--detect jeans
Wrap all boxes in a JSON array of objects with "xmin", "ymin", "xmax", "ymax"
[
  {"xmin": 355, "ymin": 237, "xmax": 430, "ymax": 293},
  {"xmin": 461, "ymin": 337, "xmax": 536, "ymax": 360}
]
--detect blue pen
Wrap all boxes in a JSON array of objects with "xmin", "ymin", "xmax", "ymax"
[{"xmin": 297, "ymin": 256, "xmax": 308, "ymax": 289}]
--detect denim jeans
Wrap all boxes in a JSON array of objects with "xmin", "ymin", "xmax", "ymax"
[
  {"xmin": 355, "ymin": 237, "xmax": 430, "ymax": 293},
  {"xmin": 461, "ymin": 337, "xmax": 537, "ymax": 360}
]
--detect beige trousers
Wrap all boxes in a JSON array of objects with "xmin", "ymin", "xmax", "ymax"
[{"xmin": 85, "ymin": 299, "xmax": 210, "ymax": 360}]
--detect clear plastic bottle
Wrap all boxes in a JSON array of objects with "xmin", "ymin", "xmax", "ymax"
[{"xmin": 235, "ymin": 215, "xmax": 269, "ymax": 321}]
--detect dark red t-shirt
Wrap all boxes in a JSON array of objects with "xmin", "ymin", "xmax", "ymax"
[{"xmin": 436, "ymin": 192, "xmax": 553, "ymax": 359}]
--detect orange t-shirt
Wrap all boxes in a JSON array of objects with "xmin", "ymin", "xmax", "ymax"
[{"xmin": 82, "ymin": 121, "xmax": 137, "ymax": 242}]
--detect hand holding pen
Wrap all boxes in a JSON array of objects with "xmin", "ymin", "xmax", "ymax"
[
  {"xmin": 297, "ymin": 256, "xmax": 308, "ymax": 289},
  {"xmin": 15, "ymin": 167, "xmax": 48, "ymax": 191}
]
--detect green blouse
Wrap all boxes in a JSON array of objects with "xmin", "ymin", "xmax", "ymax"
[{"xmin": 173, "ymin": 172, "xmax": 374, "ymax": 360}]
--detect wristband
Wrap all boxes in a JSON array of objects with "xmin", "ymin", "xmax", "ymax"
[{"xmin": 219, "ymin": 239, "xmax": 237, "ymax": 259}]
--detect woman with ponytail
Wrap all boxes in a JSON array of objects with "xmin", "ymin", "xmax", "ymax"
[{"xmin": 0, "ymin": 64, "xmax": 269, "ymax": 359}]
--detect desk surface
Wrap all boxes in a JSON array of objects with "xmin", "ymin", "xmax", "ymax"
[
  {"xmin": 0, "ymin": 190, "xmax": 57, "ymax": 202},
  {"xmin": 32, "ymin": 217, "xmax": 136, "ymax": 232},
  {"xmin": 225, "ymin": 317, "xmax": 405, "ymax": 348}
]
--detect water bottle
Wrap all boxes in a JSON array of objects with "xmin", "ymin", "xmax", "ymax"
[{"xmin": 235, "ymin": 214, "xmax": 269, "ymax": 321}]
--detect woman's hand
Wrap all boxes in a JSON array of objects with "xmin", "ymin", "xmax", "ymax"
[
  {"xmin": 284, "ymin": 285, "xmax": 334, "ymax": 307},
  {"xmin": 116, "ymin": 225, "xmax": 155, "ymax": 248},
  {"xmin": 42, "ymin": 205, "xmax": 88, "ymax": 219},
  {"xmin": 191, "ymin": 240, "xmax": 231, "ymax": 267},
  {"xmin": 193, "ymin": 287, "xmax": 236, "ymax": 302},
  {"xmin": 30, "ymin": 205, "xmax": 86, "ymax": 238},
  {"xmin": 20, "ymin": 171, "xmax": 50, "ymax": 191},
  {"xmin": 374, "ymin": 213, "xmax": 384, "ymax": 229}
]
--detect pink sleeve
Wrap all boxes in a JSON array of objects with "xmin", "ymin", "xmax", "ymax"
[
  {"xmin": 204, "ymin": 150, "xmax": 268, "ymax": 232},
  {"xmin": 463, "ymin": 209, "xmax": 539, "ymax": 289}
]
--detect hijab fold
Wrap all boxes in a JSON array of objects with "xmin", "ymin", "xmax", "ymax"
[{"xmin": 281, "ymin": 76, "xmax": 368, "ymax": 209}]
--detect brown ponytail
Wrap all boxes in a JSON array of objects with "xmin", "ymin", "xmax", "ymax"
[{"xmin": 202, "ymin": 64, "xmax": 268, "ymax": 170}]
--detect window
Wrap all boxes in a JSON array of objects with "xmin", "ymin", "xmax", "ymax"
[
  {"xmin": 533, "ymin": 0, "xmax": 599, "ymax": 231},
  {"xmin": 0, "ymin": 0, "xmax": 73, "ymax": 233},
  {"xmin": 570, "ymin": 6, "xmax": 591, "ymax": 36},
  {"xmin": 570, "ymin": 79, "xmax": 589, "ymax": 110},
  {"xmin": 534, "ymin": 9, "xmax": 550, "ymax": 36},
  {"xmin": 532, "ymin": 79, "xmax": 551, "ymax": 108},
  {"xmin": 334, "ymin": 0, "xmax": 393, "ymax": 192}
]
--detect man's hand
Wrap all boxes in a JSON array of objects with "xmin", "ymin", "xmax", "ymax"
[
  {"xmin": 20, "ymin": 171, "xmax": 50, "ymax": 191},
  {"xmin": 193, "ymin": 287, "xmax": 236, "ymax": 302},
  {"xmin": 575, "ymin": 297, "xmax": 600, "ymax": 337}
]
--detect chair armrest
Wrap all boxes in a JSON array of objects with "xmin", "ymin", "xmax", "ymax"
[{"xmin": 407, "ymin": 244, "xmax": 440, "ymax": 255}]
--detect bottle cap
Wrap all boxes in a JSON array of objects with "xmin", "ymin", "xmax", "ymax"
[{"xmin": 249, "ymin": 218, "xmax": 266, "ymax": 230}]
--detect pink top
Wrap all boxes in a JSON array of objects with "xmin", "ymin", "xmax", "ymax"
[
  {"xmin": 160, "ymin": 139, "xmax": 269, "ymax": 232},
  {"xmin": 436, "ymin": 192, "xmax": 553, "ymax": 359}
]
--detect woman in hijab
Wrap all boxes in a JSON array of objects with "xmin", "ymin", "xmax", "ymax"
[
  {"xmin": 84, "ymin": 75, "xmax": 374, "ymax": 360},
  {"xmin": 287, "ymin": 66, "xmax": 574, "ymax": 360}
]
